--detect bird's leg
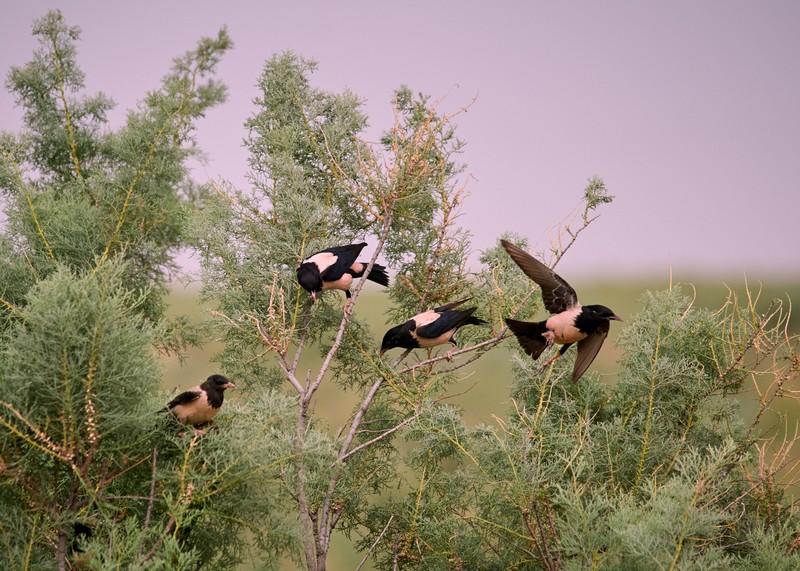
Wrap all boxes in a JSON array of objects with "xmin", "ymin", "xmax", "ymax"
[
  {"xmin": 443, "ymin": 341, "xmax": 457, "ymax": 362},
  {"xmin": 342, "ymin": 291, "xmax": 354, "ymax": 322},
  {"xmin": 534, "ymin": 343, "xmax": 572, "ymax": 376},
  {"xmin": 183, "ymin": 421, "xmax": 212, "ymax": 437},
  {"xmin": 532, "ymin": 331, "xmax": 557, "ymax": 373},
  {"xmin": 534, "ymin": 352, "xmax": 560, "ymax": 375}
]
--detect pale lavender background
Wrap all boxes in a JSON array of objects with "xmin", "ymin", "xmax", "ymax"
[{"xmin": 2, "ymin": 2, "xmax": 798, "ymax": 279}]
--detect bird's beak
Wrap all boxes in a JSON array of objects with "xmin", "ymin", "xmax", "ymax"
[
  {"xmin": 612, "ymin": 315, "xmax": 623, "ymax": 321},
  {"xmin": 224, "ymin": 382, "xmax": 236, "ymax": 389},
  {"xmin": 379, "ymin": 348, "xmax": 386, "ymax": 357}
]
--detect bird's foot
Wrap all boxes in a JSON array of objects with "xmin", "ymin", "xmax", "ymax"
[
  {"xmin": 342, "ymin": 299, "xmax": 353, "ymax": 322},
  {"xmin": 542, "ymin": 330, "xmax": 556, "ymax": 348},
  {"xmin": 443, "ymin": 348, "xmax": 455, "ymax": 362},
  {"xmin": 179, "ymin": 428, "xmax": 206, "ymax": 437}
]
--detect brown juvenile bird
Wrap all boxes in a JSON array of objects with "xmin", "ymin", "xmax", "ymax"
[
  {"xmin": 163, "ymin": 374, "xmax": 236, "ymax": 434},
  {"xmin": 380, "ymin": 298, "xmax": 486, "ymax": 361},
  {"xmin": 501, "ymin": 239, "xmax": 622, "ymax": 382}
]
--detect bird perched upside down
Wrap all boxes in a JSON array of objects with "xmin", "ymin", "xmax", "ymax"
[
  {"xmin": 380, "ymin": 298, "xmax": 487, "ymax": 361},
  {"xmin": 296, "ymin": 242, "xmax": 389, "ymax": 303},
  {"xmin": 162, "ymin": 374, "xmax": 236, "ymax": 435},
  {"xmin": 501, "ymin": 239, "xmax": 622, "ymax": 383}
]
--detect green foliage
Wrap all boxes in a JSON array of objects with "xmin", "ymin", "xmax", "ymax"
[
  {"xmin": 3, "ymin": 263, "xmax": 159, "ymax": 442},
  {"xmin": 583, "ymin": 175, "xmax": 613, "ymax": 212},
  {"xmin": 367, "ymin": 287, "xmax": 799, "ymax": 570},
  {"xmin": 0, "ymin": 254, "xmax": 294, "ymax": 571},
  {"xmin": 0, "ymin": 262, "xmax": 160, "ymax": 568},
  {"xmin": 380, "ymin": 86, "xmax": 471, "ymax": 318},
  {"xmin": 192, "ymin": 49, "xmax": 499, "ymax": 571},
  {"xmin": 4, "ymin": 11, "xmax": 113, "ymax": 185},
  {"xmin": 0, "ymin": 9, "xmax": 231, "ymax": 323},
  {"xmin": 0, "ymin": 11, "xmax": 296, "ymax": 570}
]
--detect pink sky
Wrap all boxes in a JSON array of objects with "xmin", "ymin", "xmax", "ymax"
[{"xmin": 2, "ymin": 2, "xmax": 799, "ymax": 278}]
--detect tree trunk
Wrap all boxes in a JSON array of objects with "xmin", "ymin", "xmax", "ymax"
[
  {"xmin": 316, "ymin": 549, "xmax": 328, "ymax": 571},
  {"xmin": 56, "ymin": 526, "xmax": 68, "ymax": 571},
  {"xmin": 296, "ymin": 397, "xmax": 319, "ymax": 571}
]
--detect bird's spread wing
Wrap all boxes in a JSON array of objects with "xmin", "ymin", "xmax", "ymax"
[
  {"xmin": 501, "ymin": 240, "xmax": 578, "ymax": 313},
  {"xmin": 318, "ymin": 243, "xmax": 367, "ymax": 281},
  {"xmin": 166, "ymin": 388, "xmax": 202, "ymax": 410},
  {"xmin": 572, "ymin": 321, "xmax": 610, "ymax": 382},
  {"xmin": 416, "ymin": 308, "xmax": 475, "ymax": 339}
]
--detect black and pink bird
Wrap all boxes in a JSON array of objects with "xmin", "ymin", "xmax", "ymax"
[
  {"xmin": 501, "ymin": 239, "xmax": 622, "ymax": 383},
  {"xmin": 380, "ymin": 298, "xmax": 486, "ymax": 361},
  {"xmin": 296, "ymin": 242, "xmax": 389, "ymax": 302},
  {"xmin": 162, "ymin": 374, "xmax": 236, "ymax": 434}
]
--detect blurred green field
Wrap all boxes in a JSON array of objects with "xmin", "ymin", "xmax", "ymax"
[
  {"xmin": 164, "ymin": 275, "xmax": 800, "ymax": 424},
  {"xmin": 161, "ymin": 275, "xmax": 800, "ymax": 569}
]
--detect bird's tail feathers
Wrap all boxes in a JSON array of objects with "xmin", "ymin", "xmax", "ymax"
[
  {"xmin": 465, "ymin": 309, "xmax": 487, "ymax": 326},
  {"xmin": 364, "ymin": 263, "xmax": 390, "ymax": 287},
  {"xmin": 454, "ymin": 306, "xmax": 487, "ymax": 326},
  {"xmin": 504, "ymin": 318, "xmax": 549, "ymax": 359},
  {"xmin": 434, "ymin": 297, "xmax": 473, "ymax": 312}
]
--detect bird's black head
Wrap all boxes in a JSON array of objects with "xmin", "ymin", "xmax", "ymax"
[
  {"xmin": 584, "ymin": 305, "xmax": 623, "ymax": 322},
  {"xmin": 296, "ymin": 262, "xmax": 322, "ymax": 301},
  {"xmin": 379, "ymin": 324, "xmax": 411, "ymax": 356},
  {"xmin": 203, "ymin": 374, "xmax": 236, "ymax": 391}
]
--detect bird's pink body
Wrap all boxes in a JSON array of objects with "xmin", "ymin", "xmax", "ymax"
[
  {"xmin": 305, "ymin": 251, "xmax": 362, "ymax": 292},
  {"xmin": 306, "ymin": 251, "xmax": 336, "ymax": 271},
  {"xmin": 172, "ymin": 387, "xmax": 219, "ymax": 425},
  {"xmin": 413, "ymin": 309, "xmax": 440, "ymax": 327},
  {"xmin": 409, "ymin": 310, "xmax": 455, "ymax": 348},
  {"xmin": 545, "ymin": 305, "xmax": 585, "ymax": 344},
  {"xmin": 322, "ymin": 273, "xmax": 354, "ymax": 292}
]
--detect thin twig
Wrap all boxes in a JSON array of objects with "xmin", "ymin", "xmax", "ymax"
[
  {"xmin": 141, "ymin": 516, "xmax": 175, "ymax": 563},
  {"xmin": 356, "ymin": 515, "xmax": 394, "ymax": 571},
  {"xmin": 275, "ymin": 355, "xmax": 304, "ymax": 395},
  {"xmin": 143, "ymin": 447, "xmax": 158, "ymax": 531},
  {"xmin": 340, "ymin": 412, "xmax": 420, "ymax": 463}
]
